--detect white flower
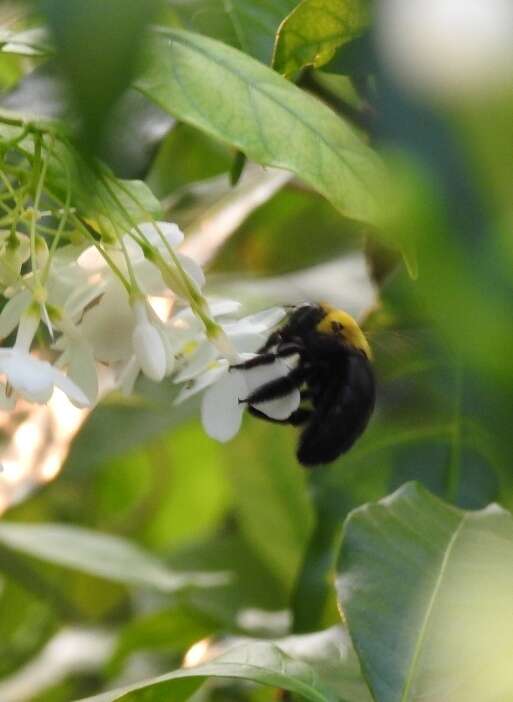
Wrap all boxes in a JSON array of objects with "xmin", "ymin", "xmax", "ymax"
[
  {"xmin": 74, "ymin": 285, "xmax": 174, "ymax": 394},
  {"xmin": 69, "ymin": 278, "xmax": 133, "ymax": 364},
  {"xmin": 172, "ymin": 305, "xmax": 299, "ymax": 442},
  {"xmin": 377, "ymin": 0, "xmax": 513, "ymax": 101},
  {"xmin": 0, "ymin": 311, "xmax": 89, "ymax": 409},
  {"xmin": 172, "ymin": 306, "xmax": 286, "ymax": 387},
  {"xmin": 201, "ymin": 355, "xmax": 301, "ymax": 442},
  {"xmin": 69, "ymin": 220, "xmax": 207, "ymax": 382},
  {"xmin": 77, "ymin": 221, "xmax": 204, "ymax": 300}
]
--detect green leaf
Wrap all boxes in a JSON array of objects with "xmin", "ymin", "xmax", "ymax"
[
  {"xmin": 0, "ymin": 523, "xmax": 227, "ymax": 593},
  {"xmin": 146, "ymin": 122, "xmax": 232, "ymax": 198},
  {"xmin": 337, "ymin": 482, "xmax": 513, "ymax": 702},
  {"xmin": 79, "ymin": 641, "xmax": 340, "ymax": 702},
  {"xmin": 108, "ymin": 606, "xmax": 217, "ymax": 676},
  {"xmin": 259, "ymin": 626, "xmax": 373, "ymax": 702},
  {"xmin": 170, "ymin": 0, "xmax": 298, "ymax": 64},
  {"xmin": 273, "ymin": 0, "xmax": 370, "ymax": 77},
  {"xmin": 229, "ymin": 421, "xmax": 313, "ymax": 590},
  {"xmin": 0, "ymin": 577, "xmax": 57, "ymax": 679},
  {"xmin": 138, "ymin": 28, "xmax": 384, "ymax": 225}
]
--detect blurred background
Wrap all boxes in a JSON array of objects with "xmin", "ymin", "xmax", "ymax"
[{"xmin": 1, "ymin": 0, "xmax": 513, "ymax": 700}]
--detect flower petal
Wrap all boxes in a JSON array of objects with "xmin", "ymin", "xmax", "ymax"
[
  {"xmin": 208, "ymin": 299, "xmax": 242, "ymax": 317},
  {"xmin": 132, "ymin": 320, "xmax": 167, "ymax": 382},
  {"xmin": 67, "ymin": 341, "xmax": 99, "ymax": 403},
  {"xmin": 223, "ymin": 307, "xmax": 285, "ymax": 336},
  {"xmin": 229, "ymin": 332, "xmax": 266, "ymax": 354},
  {"xmin": 49, "ymin": 365, "xmax": 91, "ymax": 407},
  {"xmin": 173, "ymin": 341, "xmax": 218, "ymax": 383},
  {"xmin": 80, "ymin": 281, "xmax": 133, "ymax": 362},
  {"xmin": 77, "ymin": 246, "xmax": 109, "ymax": 271},
  {"xmin": 243, "ymin": 358, "xmax": 301, "ymax": 420},
  {"xmin": 116, "ymin": 357, "xmax": 140, "ymax": 396},
  {"xmin": 133, "ymin": 259, "xmax": 167, "ymax": 296},
  {"xmin": 201, "ymin": 368, "xmax": 246, "ymax": 442},
  {"xmin": 0, "ymin": 290, "xmax": 32, "ymax": 339},
  {"xmin": 0, "ymin": 352, "xmax": 54, "ymax": 403},
  {"xmin": 177, "ymin": 254, "xmax": 206, "ymax": 289},
  {"xmin": 174, "ymin": 361, "xmax": 228, "ymax": 405},
  {"xmin": 136, "ymin": 221, "xmax": 184, "ymax": 249}
]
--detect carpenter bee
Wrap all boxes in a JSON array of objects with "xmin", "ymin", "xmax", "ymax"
[{"xmin": 234, "ymin": 303, "xmax": 375, "ymax": 467}]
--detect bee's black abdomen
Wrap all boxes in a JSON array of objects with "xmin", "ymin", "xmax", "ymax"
[{"xmin": 297, "ymin": 353, "xmax": 375, "ymax": 467}]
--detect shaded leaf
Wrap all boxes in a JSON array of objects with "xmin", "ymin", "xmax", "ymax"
[
  {"xmin": 0, "ymin": 523, "xmax": 227, "ymax": 593},
  {"xmin": 108, "ymin": 607, "xmax": 217, "ymax": 676},
  {"xmin": 138, "ymin": 28, "xmax": 384, "ymax": 224},
  {"xmin": 337, "ymin": 482, "xmax": 513, "ymax": 702},
  {"xmin": 167, "ymin": 531, "xmax": 289, "ymax": 628},
  {"xmin": 210, "ymin": 626, "xmax": 372, "ymax": 702},
  {"xmin": 0, "ymin": 578, "xmax": 58, "ymax": 679},
  {"xmin": 210, "ymin": 186, "xmax": 364, "ymax": 276},
  {"xmin": 39, "ymin": 0, "xmax": 162, "ymax": 147},
  {"xmin": 273, "ymin": 0, "xmax": 370, "ymax": 77}
]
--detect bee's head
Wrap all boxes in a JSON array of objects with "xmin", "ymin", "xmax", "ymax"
[{"xmin": 316, "ymin": 304, "xmax": 372, "ymax": 359}]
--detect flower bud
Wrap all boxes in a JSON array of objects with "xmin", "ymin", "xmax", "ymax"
[
  {"xmin": 0, "ymin": 231, "xmax": 30, "ymax": 286},
  {"xmin": 131, "ymin": 300, "xmax": 166, "ymax": 382}
]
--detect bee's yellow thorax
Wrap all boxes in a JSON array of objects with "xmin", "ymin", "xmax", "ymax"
[{"xmin": 316, "ymin": 306, "xmax": 372, "ymax": 359}]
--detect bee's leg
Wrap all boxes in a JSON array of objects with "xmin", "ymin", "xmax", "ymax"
[
  {"xmin": 241, "ymin": 366, "xmax": 307, "ymax": 405},
  {"xmin": 248, "ymin": 405, "xmax": 312, "ymax": 426},
  {"xmin": 230, "ymin": 352, "xmax": 278, "ymax": 370},
  {"xmin": 230, "ymin": 342, "xmax": 305, "ymax": 371},
  {"xmin": 288, "ymin": 408, "xmax": 312, "ymax": 426},
  {"xmin": 257, "ymin": 330, "xmax": 283, "ymax": 353}
]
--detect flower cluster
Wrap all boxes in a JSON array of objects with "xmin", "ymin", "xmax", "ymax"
[{"xmin": 0, "ymin": 126, "xmax": 296, "ymax": 442}]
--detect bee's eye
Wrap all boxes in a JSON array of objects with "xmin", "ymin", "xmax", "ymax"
[{"xmin": 331, "ymin": 321, "xmax": 344, "ymax": 333}]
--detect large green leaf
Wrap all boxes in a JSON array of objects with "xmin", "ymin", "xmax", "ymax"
[
  {"xmin": 0, "ymin": 523, "xmax": 226, "ymax": 593},
  {"xmin": 138, "ymin": 28, "xmax": 384, "ymax": 225},
  {"xmin": 79, "ymin": 640, "xmax": 341, "ymax": 702},
  {"xmin": 170, "ymin": 0, "xmax": 298, "ymax": 64},
  {"xmin": 273, "ymin": 0, "xmax": 370, "ymax": 77},
  {"xmin": 337, "ymin": 482, "xmax": 513, "ymax": 702}
]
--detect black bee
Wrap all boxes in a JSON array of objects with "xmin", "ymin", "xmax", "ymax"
[{"xmin": 234, "ymin": 303, "xmax": 375, "ymax": 467}]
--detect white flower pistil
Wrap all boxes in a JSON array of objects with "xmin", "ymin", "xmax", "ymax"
[{"xmin": 131, "ymin": 298, "xmax": 167, "ymax": 382}]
